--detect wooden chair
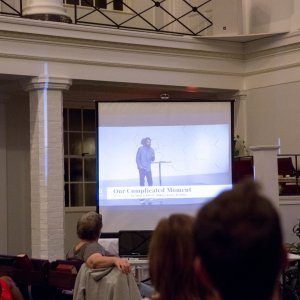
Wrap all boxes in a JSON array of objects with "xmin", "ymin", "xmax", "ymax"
[
  {"xmin": 278, "ymin": 157, "xmax": 300, "ymax": 195},
  {"xmin": 278, "ymin": 157, "xmax": 297, "ymax": 177},
  {"xmin": 48, "ymin": 259, "xmax": 83, "ymax": 299},
  {"xmin": 0, "ymin": 255, "xmax": 18, "ymax": 277},
  {"xmin": 30, "ymin": 258, "xmax": 50, "ymax": 300},
  {"xmin": 0, "ymin": 256, "xmax": 83, "ymax": 300},
  {"xmin": 0, "ymin": 254, "xmax": 33, "ymax": 299}
]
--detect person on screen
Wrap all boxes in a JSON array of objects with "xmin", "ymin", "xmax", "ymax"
[
  {"xmin": 148, "ymin": 214, "xmax": 215, "ymax": 300},
  {"xmin": 193, "ymin": 181, "xmax": 287, "ymax": 300},
  {"xmin": 136, "ymin": 137, "xmax": 155, "ymax": 186},
  {"xmin": 67, "ymin": 211, "xmax": 131, "ymax": 273}
]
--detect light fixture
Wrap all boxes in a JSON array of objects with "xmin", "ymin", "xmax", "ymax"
[{"xmin": 160, "ymin": 93, "xmax": 170, "ymax": 100}]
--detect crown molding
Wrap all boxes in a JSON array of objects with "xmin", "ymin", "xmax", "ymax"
[{"xmin": 24, "ymin": 77, "xmax": 72, "ymax": 91}]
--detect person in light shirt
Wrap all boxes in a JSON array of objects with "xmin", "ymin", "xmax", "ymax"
[
  {"xmin": 67, "ymin": 211, "xmax": 154, "ymax": 298},
  {"xmin": 67, "ymin": 211, "xmax": 130, "ymax": 273}
]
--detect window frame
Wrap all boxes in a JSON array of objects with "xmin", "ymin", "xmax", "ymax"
[
  {"xmin": 63, "ymin": 0, "xmax": 125, "ymax": 12},
  {"xmin": 64, "ymin": 108, "xmax": 97, "ymax": 207}
]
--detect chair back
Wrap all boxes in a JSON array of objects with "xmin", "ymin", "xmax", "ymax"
[
  {"xmin": 278, "ymin": 157, "xmax": 296, "ymax": 177},
  {"xmin": 233, "ymin": 156, "xmax": 254, "ymax": 183}
]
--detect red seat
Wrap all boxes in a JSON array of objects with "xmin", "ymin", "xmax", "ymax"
[
  {"xmin": 233, "ymin": 157, "xmax": 254, "ymax": 184},
  {"xmin": 278, "ymin": 157, "xmax": 297, "ymax": 177}
]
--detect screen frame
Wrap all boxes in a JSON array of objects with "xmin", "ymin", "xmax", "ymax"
[{"xmin": 95, "ymin": 99, "xmax": 235, "ymax": 228}]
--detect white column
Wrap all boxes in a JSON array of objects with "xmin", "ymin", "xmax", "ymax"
[
  {"xmin": 0, "ymin": 97, "xmax": 8, "ymax": 254},
  {"xmin": 23, "ymin": 0, "xmax": 71, "ymax": 23},
  {"xmin": 241, "ymin": 0, "xmax": 250, "ymax": 34},
  {"xmin": 25, "ymin": 77, "xmax": 72, "ymax": 261},
  {"xmin": 234, "ymin": 90, "xmax": 248, "ymax": 142},
  {"xmin": 290, "ymin": 0, "xmax": 300, "ymax": 32},
  {"xmin": 250, "ymin": 145, "xmax": 280, "ymax": 207}
]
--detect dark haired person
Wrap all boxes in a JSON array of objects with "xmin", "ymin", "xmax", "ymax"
[
  {"xmin": 136, "ymin": 137, "xmax": 155, "ymax": 186},
  {"xmin": 148, "ymin": 214, "xmax": 214, "ymax": 300},
  {"xmin": 193, "ymin": 181, "xmax": 286, "ymax": 300},
  {"xmin": 67, "ymin": 211, "xmax": 130, "ymax": 273}
]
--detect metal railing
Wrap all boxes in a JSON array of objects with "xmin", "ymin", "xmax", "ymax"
[
  {"xmin": 0, "ymin": 0, "xmax": 22, "ymax": 16},
  {"xmin": 278, "ymin": 154, "xmax": 300, "ymax": 196},
  {"xmin": 233, "ymin": 154, "xmax": 300, "ymax": 196},
  {"xmin": 71, "ymin": 0, "xmax": 213, "ymax": 35},
  {"xmin": 0, "ymin": 0, "xmax": 213, "ymax": 36}
]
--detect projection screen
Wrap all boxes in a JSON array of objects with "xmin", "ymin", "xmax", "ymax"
[{"xmin": 97, "ymin": 100, "xmax": 233, "ymax": 232}]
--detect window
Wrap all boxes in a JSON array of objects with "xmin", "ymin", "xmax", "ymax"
[
  {"xmin": 113, "ymin": 0, "xmax": 123, "ymax": 11},
  {"xmin": 64, "ymin": 108, "xmax": 96, "ymax": 207},
  {"xmin": 64, "ymin": 0, "xmax": 123, "ymax": 11},
  {"xmin": 95, "ymin": 0, "xmax": 107, "ymax": 9}
]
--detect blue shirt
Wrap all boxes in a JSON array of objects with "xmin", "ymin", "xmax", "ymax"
[{"xmin": 136, "ymin": 146, "xmax": 155, "ymax": 171}]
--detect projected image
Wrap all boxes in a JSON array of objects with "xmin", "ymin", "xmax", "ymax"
[{"xmin": 98, "ymin": 124, "xmax": 232, "ymax": 206}]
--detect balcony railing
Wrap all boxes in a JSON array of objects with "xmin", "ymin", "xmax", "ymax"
[
  {"xmin": 0, "ymin": 0, "xmax": 22, "ymax": 16},
  {"xmin": 278, "ymin": 154, "xmax": 300, "ymax": 196},
  {"xmin": 233, "ymin": 154, "xmax": 300, "ymax": 196},
  {"xmin": 0, "ymin": 0, "xmax": 213, "ymax": 36}
]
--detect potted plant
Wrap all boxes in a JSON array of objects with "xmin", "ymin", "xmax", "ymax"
[
  {"xmin": 234, "ymin": 135, "xmax": 248, "ymax": 157},
  {"xmin": 286, "ymin": 220, "xmax": 300, "ymax": 254}
]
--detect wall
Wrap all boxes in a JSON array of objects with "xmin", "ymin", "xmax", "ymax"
[
  {"xmin": 244, "ymin": 81, "xmax": 300, "ymax": 243},
  {"xmin": 64, "ymin": 208, "xmax": 91, "ymax": 255},
  {"xmin": 212, "ymin": 0, "xmax": 243, "ymax": 35},
  {"xmin": 247, "ymin": 0, "xmax": 292, "ymax": 34},
  {"xmin": 211, "ymin": 0, "xmax": 294, "ymax": 36},
  {"xmin": 0, "ymin": 98, "xmax": 7, "ymax": 253},
  {"xmin": 6, "ymin": 93, "xmax": 31, "ymax": 255},
  {"xmin": 246, "ymin": 82, "xmax": 300, "ymax": 153},
  {"xmin": 290, "ymin": 0, "xmax": 300, "ymax": 31}
]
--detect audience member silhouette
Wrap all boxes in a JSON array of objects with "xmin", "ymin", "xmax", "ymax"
[
  {"xmin": 67, "ymin": 211, "xmax": 130, "ymax": 273},
  {"xmin": 148, "ymin": 213, "xmax": 214, "ymax": 300},
  {"xmin": 193, "ymin": 181, "xmax": 286, "ymax": 300}
]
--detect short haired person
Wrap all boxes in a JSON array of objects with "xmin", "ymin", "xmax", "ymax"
[
  {"xmin": 193, "ymin": 181, "xmax": 287, "ymax": 300},
  {"xmin": 136, "ymin": 137, "xmax": 155, "ymax": 186},
  {"xmin": 67, "ymin": 211, "xmax": 130, "ymax": 273},
  {"xmin": 148, "ymin": 214, "xmax": 214, "ymax": 300}
]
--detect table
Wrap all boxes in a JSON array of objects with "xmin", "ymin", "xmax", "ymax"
[{"xmin": 126, "ymin": 258, "xmax": 149, "ymax": 283}]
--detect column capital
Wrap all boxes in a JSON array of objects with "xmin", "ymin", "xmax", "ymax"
[
  {"xmin": 23, "ymin": 0, "xmax": 71, "ymax": 23},
  {"xmin": 250, "ymin": 145, "xmax": 280, "ymax": 152},
  {"xmin": 233, "ymin": 89, "xmax": 248, "ymax": 101},
  {"xmin": 24, "ymin": 76, "xmax": 72, "ymax": 91}
]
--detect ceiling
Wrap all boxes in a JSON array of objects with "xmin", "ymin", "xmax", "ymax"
[
  {"xmin": 64, "ymin": 80, "xmax": 237, "ymax": 106},
  {"xmin": 0, "ymin": 76, "xmax": 237, "ymax": 106}
]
